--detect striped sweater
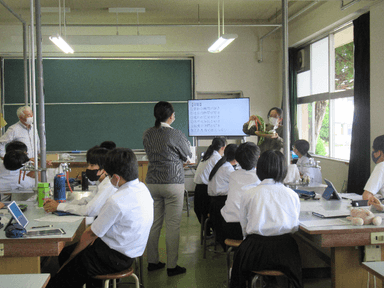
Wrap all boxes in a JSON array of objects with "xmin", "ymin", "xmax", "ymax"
[{"xmin": 143, "ymin": 125, "xmax": 191, "ymax": 184}]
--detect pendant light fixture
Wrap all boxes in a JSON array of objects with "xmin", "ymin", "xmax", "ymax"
[
  {"xmin": 49, "ymin": 0, "xmax": 74, "ymax": 54},
  {"xmin": 208, "ymin": 0, "xmax": 237, "ymax": 53}
]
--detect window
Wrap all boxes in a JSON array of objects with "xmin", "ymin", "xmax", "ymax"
[{"xmin": 296, "ymin": 25, "xmax": 354, "ymax": 161}]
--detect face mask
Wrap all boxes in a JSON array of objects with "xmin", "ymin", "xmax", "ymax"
[
  {"xmin": 85, "ymin": 169, "xmax": 100, "ymax": 182},
  {"xmin": 269, "ymin": 117, "xmax": 279, "ymax": 126},
  {"xmin": 111, "ymin": 175, "xmax": 120, "ymax": 189},
  {"xmin": 372, "ymin": 151, "xmax": 381, "ymax": 164},
  {"xmin": 25, "ymin": 117, "xmax": 33, "ymax": 125}
]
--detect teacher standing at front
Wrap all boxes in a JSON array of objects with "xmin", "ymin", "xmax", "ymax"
[{"xmin": 143, "ymin": 101, "xmax": 192, "ymax": 277}]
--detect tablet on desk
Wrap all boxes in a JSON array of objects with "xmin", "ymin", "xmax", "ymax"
[
  {"xmin": 312, "ymin": 210, "xmax": 350, "ymax": 218},
  {"xmin": 25, "ymin": 228, "xmax": 66, "ymax": 237},
  {"xmin": 6, "ymin": 201, "xmax": 29, "ymax": 228},
  {"xmin": 322, "ymin": 179, "xmax": 342, "ymax": 200}
]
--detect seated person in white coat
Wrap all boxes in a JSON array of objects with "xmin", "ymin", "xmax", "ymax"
[
  {"xmin": 293, "ymin": 139, "xmax": 322, "ymax": 184},
  {"xmin": 207, "ymin": 144, "xmax": 238, "ymax": 248},
  {"xmin": 0, "ymin": 142, "xmax": 36, "ymax": 191},
  {"xmin": 364, "ymin": 135, "xmax": 384, "ymax": 205},
  {"xmin": 44, "ymin": 146, "xmax": 117, "ymax": 216},
  {"xmin": 230, "ymin": 150, "xmax": 302, "ymax": 288},
  {"xmin": 46, "ymin": 148, "xmax": 154, "ymax": 288},
  {"xmin": 221, "ymin": 142, "xmax": 261, "ymax": 242}
]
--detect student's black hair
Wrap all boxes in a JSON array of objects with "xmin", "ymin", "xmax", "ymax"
[
  {"xmin": 294, "ymin": 139, "xmax": 311, "ymax": 158},
  {"xmin": 235, "ymin": 142, "xmax": 260, "ymax": 171},
  {"xmin": 202, "ymin": 137, "xmax": 226, "ymax": 162},
  {"xmin": 154, "ymin": 101, "xmax": 174, "ymax": 128},
  {"xmin": 4, "ymin": 150, "xmax": 30, "ymax": 171},
  {"xmin": 5, "ymin": 141, "xmax": 28, "ymax": 153},
  {"xmin": 86, "ymin": 146, "xmax": 109, "ymax": 169},
  {"xmin": 209, "ymin": 144, "xmax": 238, "ymax": 181},
  {"xmin": 100, "ymin": 141, "xmax": 116, "ymax": 150},
  {"xmin": 103, "ymin": 148, "xmax": 139, "ymax": 182},
  {"xmin": 373, "ymin": 135, "xmax": 384, "ymax": 152},
  {"xmin": 256, "ymin": 150, "xmax": 287, "ymax": 183},
  {"xmin": 267, "ymin": 107, "xmax": 283, "ymax": 118}
]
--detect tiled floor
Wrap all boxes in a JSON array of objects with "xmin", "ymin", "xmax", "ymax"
[{"xmin": 120, "ymin": 199, "xmax": 332, "ymax": 288}]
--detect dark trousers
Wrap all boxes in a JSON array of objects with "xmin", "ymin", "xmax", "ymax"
[
  {"xmin": 194, "ymin": 184, "xmax": 210, "ymax": 224},
  {"xmin": 47, "ymin": 238, "xmax": 134, "ymax": 288}
]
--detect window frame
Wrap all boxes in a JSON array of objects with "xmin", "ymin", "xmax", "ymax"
[{"xmin": 296, "ymin": 23, "xmax": 354, "ymax": 161}]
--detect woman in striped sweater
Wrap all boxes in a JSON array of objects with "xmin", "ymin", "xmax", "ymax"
[{"xmin": 143, "ymin": 101, "xmax": 192, "ymax": 277}]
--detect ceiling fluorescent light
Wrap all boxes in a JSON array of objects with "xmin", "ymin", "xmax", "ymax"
[
  {"xmin": 40, "ymin": 7, "xmax": 70, "ymax": 13},
  {"xmin": 208, "ymin": 34, "xmax": 238, "ymax": 53},
  {"xmin": 108, "ymin": 8, "xmax": 145, "ymax": 13},
  {"xmin": 49, "ymin": 35, "xmax": 74, "ymax": 54},
  {"xmin": 67, "ymin": 35, "xmax": 166, "ymax": 45}
]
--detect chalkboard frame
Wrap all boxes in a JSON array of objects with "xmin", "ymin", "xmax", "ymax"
[{"xmin": 2, "ymin": 57, "xmax": 194, "ymax": 152}]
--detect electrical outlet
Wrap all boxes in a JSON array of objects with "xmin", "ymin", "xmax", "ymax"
[
  {"xmin": 0, "ymin": 243, "xmax": 4, "ymax": 257},
  {"xmin": 364, "ymin": 245, "xmax": 381, "ymax": 262},
  {"xmin": 371, "ymin": 232, "xmax": 384, "ymax": 244}
]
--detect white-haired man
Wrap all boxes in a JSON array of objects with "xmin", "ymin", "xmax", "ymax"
[{"xmin": 0, "ymin": 106, "xmax": 40, "ymax": 160}]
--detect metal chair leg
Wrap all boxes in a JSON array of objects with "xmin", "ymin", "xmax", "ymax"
[
  {"xmin": 184, "ymin": 189, "xmax": 190, "ymax": 217},
  {"xmin": 203, "ymin": 217, "xmax": 210, "ymax": 259}
]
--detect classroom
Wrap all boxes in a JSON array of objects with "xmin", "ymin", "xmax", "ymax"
[{"xmin": 0, "ymin": 0, "xmax": 384, "ymax": 287}]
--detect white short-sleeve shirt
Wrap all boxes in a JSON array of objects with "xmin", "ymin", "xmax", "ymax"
[
  {"xmin": 364, "ymin": 162, "xmax": 384, "ymax": 198},
  {"xmin": 221, "ymin": 168, "xmax": 260, "ymax": 223},
  {"xmin": 0, "ymin": 122, "xmax": 40, "ymax": 159},
  {"xmin": 193, "ymin": 150, "xmax": 222, "ymax": 185},
  {"xmin": 208, "ymin": 162, "xmax": 235, "ymax": 196},
  {"xmin": 240, "ymin": 179, "xmax": 300, "ymax": 237},
  {"xmin": 297, "ymin": 156, "xmax": 322, "ymax": 184},
  {"xmin": 0, "ymin": 162, "xmax": 35, "ymax": 191},
  {"xmin": 57, "ymin": 177, "xmax": 117, "ymax": 216},
  {"xmin": 91, "ymin": 179, "xmax": 154, "ymax": 258}
]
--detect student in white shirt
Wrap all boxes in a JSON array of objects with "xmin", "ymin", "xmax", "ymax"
[
  {"xmin": 43, "ymin": 146, "xmax": 117, "ymax": 216},
  {"xmin": 293, "ymin": 139, "xmax": 322, "ymax": 184},
  {"xmin": 0, "ymin": 141, "xmax": 36, "ymax": 192},
  {"xmin": 193, "ymin": 137, "xmax": 226, "ymax": 226},
  {"xmin": 231, "ymin": 150, "xmax": 302, "ymax": 288},
  {"xmin": 47, "ymin": 148, "xmax": 154, "ymax": 288},
  {"xmin": 220, "ymin": 142, "xmax": 261, "ymax": 242},
  {"xmin": 363, "ymin": 135, "xmax": 384, "ymax": 203},
  {"xmin": 207, "ymin": 144, "xmax": 237, "ymax": 249}
]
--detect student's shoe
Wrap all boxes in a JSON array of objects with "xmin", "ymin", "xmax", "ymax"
[
  {"xmin": 167, "ymin": 265, "xmax": 187, "ymax": 277},
  {"xmin": 147, "ymin": 262, "xmax": 166, "ymax": 271}
]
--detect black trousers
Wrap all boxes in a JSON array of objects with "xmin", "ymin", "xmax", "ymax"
[{"xmin": 47, "ymin": 238, "xmax": 134, "ymax": 288}]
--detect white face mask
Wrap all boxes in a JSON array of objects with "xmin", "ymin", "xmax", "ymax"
[
  {"xmin": 25, "ymin": 117, "xmax": 33, "ymax": 125},
  {"xmin": 269, "ymin": 117, "xmax": 279, "ymax": 127}
]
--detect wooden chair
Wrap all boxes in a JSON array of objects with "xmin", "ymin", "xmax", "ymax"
[
  {"xmin": 225, "ymin": 238, "xmax": 243, "ymax": 288},
  {"xmin": 250, "ymin": 270, "xmax": 289, "ymax": 288},
  {"xmin": 88, "ymin": 267, "xmax": 140, "ymax": 288}
]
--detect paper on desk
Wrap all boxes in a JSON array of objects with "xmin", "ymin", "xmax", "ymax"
[
  {"xmin": 340, "ymin": 193, "xmax": 363, "ymax": 201},
  {"xmin": 300, "ymin": 218, "xmax": 351, "ymax": 228},
  {"xmin": 34, "ymin": 214, "xmax": 83, "ymax": 223}
]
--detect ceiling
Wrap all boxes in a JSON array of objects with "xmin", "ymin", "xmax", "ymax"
[{"xmin": 0, "ymin": 0, "xmax": 323, "ymax": 27}]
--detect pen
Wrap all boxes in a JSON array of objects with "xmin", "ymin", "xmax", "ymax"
[{"xmin": 31, "ymin": 225, "xmax": 53, "ymax": 229}]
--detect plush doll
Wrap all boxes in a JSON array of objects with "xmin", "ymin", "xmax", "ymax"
[
  {"xmin": 347, "ymin": 208, "xmax": 382, "ymax": 226},
  {"xmin": 243, "ymin": 115, "xmax": 271, "ymax": 145}
]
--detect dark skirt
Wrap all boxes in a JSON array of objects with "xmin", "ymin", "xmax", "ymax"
[
  {"xmin": 222, "ymin": 221, "xmax": 243, "ymax": 241},
  {"xmin": 230, "ymin": 233, "xmax": 302, "ymax": 288},
  {"xmin": 210, "ymin": 195, "xmax": 228, "ymax": 249},
  {"xmin": 194, "ymin": 184, "xmax": 210, "ymax": 223}
]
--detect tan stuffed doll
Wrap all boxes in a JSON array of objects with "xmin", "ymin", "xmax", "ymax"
[{"xmin": 347, "ymin": 208, "xmax": 382, "ymax": 226}]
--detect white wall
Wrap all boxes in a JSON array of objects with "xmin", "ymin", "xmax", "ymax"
[{"xmin": 287, "ymin": 0, "xmax": 384, "ymax": 192}]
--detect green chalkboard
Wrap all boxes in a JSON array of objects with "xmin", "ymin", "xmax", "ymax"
[{"xmin": 3, "ymin": 58, "xmax": 193, "ymax": 151}]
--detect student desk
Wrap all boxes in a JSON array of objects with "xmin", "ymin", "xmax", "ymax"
[
  {"xmin": 299, "ymin": 199, "xmax": 384, "ymax": 288},
  {"xmin": 0, "ymin": 273, "xmax": 51, "ymax": 288},
  {"xmin": 0, "ymin": 201, "xmax": 86, "ymax": 274}
]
